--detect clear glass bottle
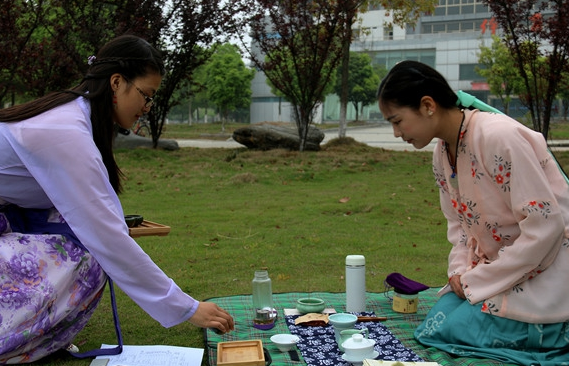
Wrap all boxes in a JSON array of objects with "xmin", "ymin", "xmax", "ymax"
[{"xmin": 252, "ymin": 269, "xmax": 276, "ymax": 329}]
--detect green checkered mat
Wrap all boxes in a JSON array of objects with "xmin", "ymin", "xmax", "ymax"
[{"xmin": 204, "ymin": 289, "xmax": 518, "ymax": 366}]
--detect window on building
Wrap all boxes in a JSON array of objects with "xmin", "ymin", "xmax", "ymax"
[
  {"xmin": 370, "ymin": 50, "xmax": 436, "ymax": 70},
  {"xmin": 462, "ymin": 22, "xmax": 474, "ymax": 31},
  {"xmin": 448, "ymin": 5, "xmax": 460, "ymax": 14},
  {"xmin": 433, "ymin": 24, "xmax": 446, "ymax": 33},
  {"xmin": 433, "ymin": 0, "xmax": 490, "ymax": 16},
  {"xmin": 459, "ymin": 64, "xmax": 482, "ymax": 80},
  {"xmin": 462, "ymin": 4, "xmax": 474, "ymax": 14},
  {"xmin": 383, "ymin": 26, "xmax": 393, "ymax": 40},
  {"xmin": 434, "ymin": 7, "xmax": 446, "ymax": 16},
  {"xmin": 447, "ymin": 22, "xmax": 460, "ymax": 32},
  {"xmin": 475, "ymin": 3, "xmax": 490, "ymax": 13}
]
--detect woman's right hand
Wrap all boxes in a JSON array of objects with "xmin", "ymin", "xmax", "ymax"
[
  {"xmin": 188, "ymin": 302, "xmax": 235, "ymax": 334},
  {"xmin": 449, "ymin": 275, "xmax": 466, "ymax": 299}
]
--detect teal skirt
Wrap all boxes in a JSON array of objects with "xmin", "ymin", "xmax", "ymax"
[{"xmin": 414, "ymin": 293, "xmax": 569, "ymax": 366}]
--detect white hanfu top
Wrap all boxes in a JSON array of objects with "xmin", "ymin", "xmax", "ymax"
[{"xmin": 0, "ymin": 97, "xmax": 198, "ymax": 327}]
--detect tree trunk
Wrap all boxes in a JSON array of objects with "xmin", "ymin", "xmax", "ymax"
[
  {"xmin": 188, "ymin": 99, "xmax": 192, "ymax": 125},
  {"xmin": 338, "ymin": 11, "xmax": 354, "ymax": 138}
]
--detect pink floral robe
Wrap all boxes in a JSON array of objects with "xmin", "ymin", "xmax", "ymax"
[{"xmin": 434, "ymin": 109, "xmax": 569, "ymax": 324}]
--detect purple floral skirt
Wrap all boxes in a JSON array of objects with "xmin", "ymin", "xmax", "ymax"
[{"xmin": 0, "ymin": 209, "xmax": 107, "ymax": 363}]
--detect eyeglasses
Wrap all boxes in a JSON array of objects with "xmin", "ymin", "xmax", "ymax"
[
  {"xmin": 123, "ymin": 76, "xmax": 155, "ymax": 108},
  {"xmin": 132, "ymin": 84, "xmax": 154, "ymax": 108}
]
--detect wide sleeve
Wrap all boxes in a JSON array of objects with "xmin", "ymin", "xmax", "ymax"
[
  {"xmin": 8, "ymin": 103, "xmax": 198, "ymax": 327},
  {"xmin": 460, "ymin": 122, "xmax": 565, "ymax": 304}
]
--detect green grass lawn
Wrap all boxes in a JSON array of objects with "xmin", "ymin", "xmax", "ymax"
[
  {"xmin": 34, "ymin": 126, "xmax": 569, "ymax": 366},
  {"xmin": 160, "ymin": 120, "xmax": 371, "ymax": 140}
]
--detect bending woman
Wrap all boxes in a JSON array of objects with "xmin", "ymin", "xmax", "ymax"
[
  {"xmin": 377, "ymin": 60, "xmax": 569, "ymax": 365},
  {"xmin": 0, "ymin": 35, "xmax": 234, "ymax": 363}
]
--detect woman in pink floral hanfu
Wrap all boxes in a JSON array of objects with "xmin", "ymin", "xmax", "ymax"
[
  {"xmin": 0, "ymin": 35, "xmax": 233, "ymax": 363},
  {"xmin": 378, "ymin": 60, "xmax": 569, "ymax": 365}
]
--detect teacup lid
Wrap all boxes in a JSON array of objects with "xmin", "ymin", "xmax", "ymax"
[{"xmin": 342, "ymin": 333, "xmax": 375, "ymax": 350}]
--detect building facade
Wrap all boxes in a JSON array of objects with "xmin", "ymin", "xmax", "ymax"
[{"xmin": 250, "ymin": 0, "xmax": 511, "ymax": 124}]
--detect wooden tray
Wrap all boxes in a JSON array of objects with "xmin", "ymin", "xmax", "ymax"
[
  {"xmin": 128, "ymin": 220, "xmax": 171, "ymax": 238},
  {"xmin": 217, "ymin": 340, "xmax": 264, "ymax": 366}
]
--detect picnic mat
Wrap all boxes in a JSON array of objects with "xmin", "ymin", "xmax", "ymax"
[{"xmin": 204, "ymin": 289, "xmax": 518, "ymax": 366}]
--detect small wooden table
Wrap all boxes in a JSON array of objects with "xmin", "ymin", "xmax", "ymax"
[{"xmin": 128, "ymin": 220, "xmax": 170, "ymax": 238}]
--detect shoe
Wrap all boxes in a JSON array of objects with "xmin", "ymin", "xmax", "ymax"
[{"xmin": 65, "ymin": 344, "xmax": 79, "ymax": 353}]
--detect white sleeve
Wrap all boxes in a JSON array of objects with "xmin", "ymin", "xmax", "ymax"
[{"xmin": 9, "ymin": 104, "xmax": 198, "ymax": 327}]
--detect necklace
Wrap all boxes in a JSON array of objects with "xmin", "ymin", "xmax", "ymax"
[{"xmin": 446, "ymin": 111, "xmax": 465, "ymax": 189}]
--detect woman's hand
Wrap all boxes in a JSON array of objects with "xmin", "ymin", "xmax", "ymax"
[
  {"xmin": 188, "ymin": 302, "xmax": 235, "ymax": 334},
  {"xmin": 449, "ymin": 275, "xmax": 466, "ymax": 299}
]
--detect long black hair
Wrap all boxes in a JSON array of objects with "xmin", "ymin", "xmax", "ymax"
[{"xmin": 0, "ymin": 35, "xmax": 165, "ymax": 193}]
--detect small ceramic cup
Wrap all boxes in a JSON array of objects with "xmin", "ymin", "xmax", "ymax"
[
  {"xmin": 296, "ymin": 297, "xmax": 326, "ymax": 314},
  {"xmin": 270, "ymin": 334, "xmax": 300, "ymax": 352},
  {"xmin": 328, "ymin": 313, "xmax": 358, "ymax": 349}
]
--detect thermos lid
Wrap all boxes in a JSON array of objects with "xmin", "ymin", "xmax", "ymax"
[{"xmin": 346, "ymin": 255, "xmax": 365, "ymax": 266}]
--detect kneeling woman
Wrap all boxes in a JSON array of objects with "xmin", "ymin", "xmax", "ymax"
[{"xmin": 377, "ymin": 60, "xmax": 569, "ymax": 366}]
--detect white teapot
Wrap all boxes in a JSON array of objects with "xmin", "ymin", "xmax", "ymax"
[{"xmin": 341, "ymin": 333, "xmax": 378, "ymax": 364}]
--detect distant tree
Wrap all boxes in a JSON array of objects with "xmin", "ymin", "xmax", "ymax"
[
  {"xmin": 243, "ymin": 0, "xmax": 347, "ymax": 151},
  {"xmin": 141, "ymin": 0, "xmax": 249, "ymax": 146},
  {"xmin": 335, "ymin": 0, "xmax": 437, "ymax": 138},
  {"xmin": 476, "ymin": 35, "xmax": 524, "ymax": 115},
  {"xmin": 334, "ymin": 52, "xmax": 381, "ymax": 121},
  {"xmin": 205, "ymin": 43, "xmax": 255, "ymax": 131},
  {"xmin": 187, "ymin": 64, "xmax": 209, "ymax": 124},
  {"xmin": 559, "ymin": 71, "xmax": 569, "ymax": 120},
  {"xmin": 483, "ymin": 0, "xmax": 569, "ymax": 139}
]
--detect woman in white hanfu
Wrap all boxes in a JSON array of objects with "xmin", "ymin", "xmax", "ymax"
[{"xmin": 0, "ymin": 35, "xmax": 233, "ymax": 363}]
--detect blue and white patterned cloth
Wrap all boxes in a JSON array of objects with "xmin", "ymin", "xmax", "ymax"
[{"xmin": 285, "ymin": 312, "xmax": 422, "ymax": 366}]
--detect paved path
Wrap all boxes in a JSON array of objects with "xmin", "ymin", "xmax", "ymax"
[
  {"xmin": 321, "ymin": 125, "xmax": 437, "ymax": 151},
  {"xmin": 176, "ymin": 124, "xmax": 436, "ymax": 151},
  {"xmin": 176, "ymin": 124, "xmax": 569, "ymax": 152}
]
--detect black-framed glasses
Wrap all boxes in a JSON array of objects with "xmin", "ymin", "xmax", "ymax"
[
  {"xmin": 132, "ymin": 84, "xmax": 154, "ymax": 108},
  {"xmin": 123, "ymin": 76, "xmax": 155, "ymax": 108}
]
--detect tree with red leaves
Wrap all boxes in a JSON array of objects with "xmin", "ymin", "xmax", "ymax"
[
  {"xmin": 243, "ymin": 0, "xmax": 348, "ymax": 151},
  {"xmin": 483, "ymin": 0, "xmax": 569, "ymax": 139},
  {"xmin": 0, "ymin": 0, "xmax": 160, "ymax": 104},
  {"xmin": 1, "ymin": 0, "xmax": 249, "ymax": 146}
]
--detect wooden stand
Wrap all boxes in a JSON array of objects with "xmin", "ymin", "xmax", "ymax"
[
  {"xmin": 128, "ymin": 220, "xmax": 171, "ymax": 238},
  {"xmin": 217, "ymin": 340, "xmax": 265, "ymax": 366}
]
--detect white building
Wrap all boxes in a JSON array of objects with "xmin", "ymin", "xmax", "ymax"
[{"xmin": 250, "ymin": 1, "xmax": 512, "ymax": 124}]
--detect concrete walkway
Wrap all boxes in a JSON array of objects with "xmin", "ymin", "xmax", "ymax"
[
  {"xmin": 176, "ymin": 124, "xmax": 435, "ymax": 151},
  {"xmin": 176, "ymin": 124, "xmax": 569, "ymax": 152}
]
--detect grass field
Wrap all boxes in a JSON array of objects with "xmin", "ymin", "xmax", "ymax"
[{"xmin": 34, "ymin": 120, "xmax": 569, "ymax": 366}]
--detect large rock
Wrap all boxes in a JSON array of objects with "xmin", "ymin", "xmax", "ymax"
[
  {"xmin": 114, "ymin": 132, "xmax": 179, "ymax": 151},
  {"xmin": 232, "ymin": 124, "xmax": 324, "ymax": 151}
]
